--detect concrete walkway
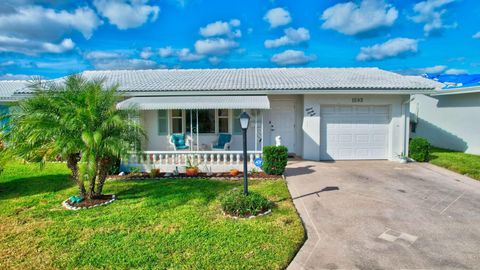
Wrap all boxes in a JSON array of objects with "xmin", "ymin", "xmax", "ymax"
[{"xmin": 286, "ymin": 160, "xmax": 480, "ymax": 270}]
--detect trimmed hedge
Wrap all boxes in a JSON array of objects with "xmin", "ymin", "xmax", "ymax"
[
  {"xmin": 409, "ymin": 137, "xmax": 431, "ymax": 162},
  {"xmin": 219, "ymin": 189, "xmax": 273, "ymax": 217},
  {"xmin": 262, "ymin": 145, "xmax": 288, "ymax": 175}
]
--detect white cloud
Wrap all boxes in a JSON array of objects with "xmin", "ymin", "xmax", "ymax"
[
  {"xmin": 321, "ymin": 0, "xmax": 398, "ymax": 35},
  {"xmin": 208, "ymin": 56, "xmax": 221, "ymax": 65},
  {"xmin": 199, "ymin": 19, "xmax": 241, "ymax": 38},
  {"xmin": 396, "ymin": 65, "xmax": 447, "ymax": 75},
  {"xmin": 0, "ymin": 36, "xmax": 75, "ymax": 55},
  {"xmin": 264, "ymin": 27, "xmax": 310, "ymax": 48},
  {"xmin": 473, "ymin": 32, "xmax": 480, "ymax": 39},
  {"xmin": 158, "ymin": 46, "xmax": 174, "ymax": 58},
  {"xmin": 85, "ymin": 50, "xmax": 124, "ymax": 60},
  {"xmin": 321, "ymin": 0, "xmax": 398, "ymax": 36},
  {"xmin": 0, "ymin": 60, "xmax": 15, "ymax": 67},
  {"xmin": 177, "ymin": 48, "xmax": 204, "ymax": 62},
  {"xmin": 271, "ymin": 50, "xmax": 316, "ymax": 66},
  {"xmin": 410, "ymin": 0, "xmax": 457, "ymax": 35},
  {"xmin": 264, "ymin": 7, "xmax": 291, "ymax": 28},
  {"xmin": 140, "ymin": 47, "xmax": 154, "ymax": 59},
  {"xmin": 444, "ymin": 68, "xmax": 467, "ymax": 75},
  {"xmin": 194, "ymin": 38, "xmax": 238, "ymax": 55},
  {"xmin": 93, "ymin": 0, "xmax": 160, "ymax": 30},
  {"xmin": 84, "ymin": 49, "xmax": 160, "ymax": 70},
  {"xmin": 0, "ymin": 73, "xmax": 33, "ymax": 80},
  {"xmin": 93, "ymin": 58, "xmax": 158, "ymax": 70},
  {"xmin": 0, "ymin": 5, "xmax": 101, "ymax": 42},
  {"xmin": 356, "ymin": 38, "xmax": 418, "ymax": 61}
]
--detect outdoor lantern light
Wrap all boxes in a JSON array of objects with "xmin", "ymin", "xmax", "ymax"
[
  {"xmin": 239, "ymin": 111, "xmax": 250, "ymax": 129},
  {"xmin": 239, "ymin": 111, "xmax": 250, "ymax": 195}
]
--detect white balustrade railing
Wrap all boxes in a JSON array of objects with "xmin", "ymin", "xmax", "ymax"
[{"xmin": 125, "ymin": 150, "xmax": 263, "ymax": 172}]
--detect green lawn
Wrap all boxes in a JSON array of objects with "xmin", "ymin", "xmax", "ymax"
[
  {"xmin": 0, "ymin": 162, "xmax": 305, "ymax": 269},
  {"xmin": 430, "ymin": 147, "xmax": 480, "ymax": 180}
]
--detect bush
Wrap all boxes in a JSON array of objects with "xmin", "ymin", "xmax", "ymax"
[
  {"xmin": 219, "ymin": 189, "xmax": 273, "ymax": 217},
  {"xmin": 409, "ymin": 137, "xmax": 431, "ymax": 162},
  {"xmin": 262, "ymin": 145, "xmax": 288, "ymax": 175}
]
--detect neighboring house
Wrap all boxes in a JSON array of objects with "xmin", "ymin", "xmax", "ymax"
[
  {"xmin": 5, "ymin": 68, "xmax": 438, "ymax": 171},
  {"xmin": 0, "ymin": 80, "xmax": 29, "ymax": 128},
  {"xmin": 411, "ymin": 74, "xmax": 480, "ymax": 155}
]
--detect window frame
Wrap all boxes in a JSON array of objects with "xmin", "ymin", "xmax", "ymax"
[
  {"xmin": 217, "ymin": 109, "xmax": 230, "ymax": 134},
  {"xmin": 170, "ymin": 109, "xmax": 184, "ymax": 134}
]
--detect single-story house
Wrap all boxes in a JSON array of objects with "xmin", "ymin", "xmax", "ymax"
[
  {"xmin": 0, "ymin": 80, "xmax": 29, "ymax": 128},
  {"xmin": 2, "ymin": 68, "xmax": 439, "ymax": 171},
  {"xmin": 411, "ymin": 74, "xmax": 480, "ymax": 155}
]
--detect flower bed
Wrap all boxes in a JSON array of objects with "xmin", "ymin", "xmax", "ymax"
[
  {"xmin": 108, "ymin": 171, "xmax": 281, "ymax": 181},
  {"xmin": 62, "ymin": 194, "xmax": 116, "ymax": 210}
]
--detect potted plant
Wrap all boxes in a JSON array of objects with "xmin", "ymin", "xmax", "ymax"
[
  {"xmin": 185, "ymin": 157, "xmax": 199, "ymax": 176},
  {"xmin": 149, "ymin": 168, "xmax": 161, "ymax": 178},
  {"xmin": 398, "ymin": 152, "xmax": 408, "ymax": 164},
  {"xmin": 229, "ymin": 168, "xmax": 239, "ymax": 177}
]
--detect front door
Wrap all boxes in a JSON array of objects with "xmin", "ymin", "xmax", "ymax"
[{"xmin": 269, "ymin": 100, "xmax": 296, "ymax": 153}]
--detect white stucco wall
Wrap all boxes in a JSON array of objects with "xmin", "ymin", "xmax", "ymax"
[
  {"xmin": 302, "ymin": 94, "xmax": 410, "ymax": 161},
  {"xmin": 411, "ymin": 93, "xmax": 480, "ymax": 155}
]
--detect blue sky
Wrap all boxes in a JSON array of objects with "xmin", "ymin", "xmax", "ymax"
[{"xmin": 0, "ymin": 0, "xmax": 479, "ymax": 80}]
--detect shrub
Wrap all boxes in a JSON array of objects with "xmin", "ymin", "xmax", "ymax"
[
  {"xmin": 409, "ymin": 137, "xmax": 431, "ymax": 162},
  {"xmin": 219, "ymin": 189, "xmax": 273, "ymax": 217},
  {"xmin": 262, "ymin": 145, "xmax": 288, "ymax": 175}
]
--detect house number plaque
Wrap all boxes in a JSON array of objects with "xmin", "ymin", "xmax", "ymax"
[{"xmin": 352, "ymin": 97, "xmax": 364, "ymax": 103}]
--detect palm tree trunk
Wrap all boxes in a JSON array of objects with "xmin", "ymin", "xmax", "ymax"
[
  {"xmin": 95, "ymin": 157, "xmax": 111, "ymax": 196},
  {"xmin": 88, "ymin": 170, "xmax": 97, "ymax": 199},
  {"xmin": 66, "ymin": 153, "xmax": 86, "ymax": 197}
]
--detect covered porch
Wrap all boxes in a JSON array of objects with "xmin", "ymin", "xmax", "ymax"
[{"xmin": 117, "ymin": 95, "xmax": 270, "ymax": 172}]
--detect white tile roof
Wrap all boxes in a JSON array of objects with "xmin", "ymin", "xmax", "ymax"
[
  {"xmin": 0, "ymin": 80, "xmax": 29, "ymax": 100},
  {"xmin": 8, "ymin": 68, "xmax": 441, "ymax": 99}
]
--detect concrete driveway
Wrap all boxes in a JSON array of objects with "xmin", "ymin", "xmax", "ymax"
[{"xmin": 286, "ymin": 160, "xmax": 480, "ymax": 270}]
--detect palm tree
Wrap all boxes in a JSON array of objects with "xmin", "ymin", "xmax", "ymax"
[{"xmin": 2, "ymin": 75, "xmax": 145, "ymax": 199}]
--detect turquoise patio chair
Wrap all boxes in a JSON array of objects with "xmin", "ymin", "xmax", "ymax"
[
  {"xmin": 169, "ymin": 133, "xmax": 190, "ymax": 151},
  {"xmin": 211, "ymin": 133, "xmax": 232, "ymax": 150}
]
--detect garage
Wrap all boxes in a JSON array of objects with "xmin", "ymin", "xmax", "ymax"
[{"xmin": 320, "ymin": 105, "xmax": 390, "ymax": 160}]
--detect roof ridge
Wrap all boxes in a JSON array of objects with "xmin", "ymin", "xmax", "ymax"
[{"xmin": 79, "ymin": 67, "xmax": 383, "ymax": 74}]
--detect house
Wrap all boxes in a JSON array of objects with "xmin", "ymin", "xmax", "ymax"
[
  {"xmin": 4, "ymin": 68, "xmax": 439, "ymax": 172},
  {"xmin": 0, "ymin": 80, "xmax": 29, "ymax": 128},
  {"xmin": 410, "ymin": 74, "xmax": 480, "ymax": 155}
]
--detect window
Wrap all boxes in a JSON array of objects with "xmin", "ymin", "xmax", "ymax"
[
  {"xmin": 233, "ymin": 109, "xmax": 242, "ymax": 134},
  {"xmin": 186, "ymin": 109, "xmax": 215, "ymax": 133},
  {"xmin": 157, "ymin": 110, "xmax": 168, "ymax": 135},
  {"xmin": 171, "ymin": 109, "xmax": 183, "ymax": 133},
  {"xmin": 218, "ymin": 109, "xmax": 229, "ymax": 133}
]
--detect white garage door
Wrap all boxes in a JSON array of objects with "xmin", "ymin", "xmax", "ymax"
[{"xmin": 320, "ymin": 105, "xmax": 390, "ymax": 160}]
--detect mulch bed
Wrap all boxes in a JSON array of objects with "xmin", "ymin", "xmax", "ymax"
[
  {"xmin": 63, "ymin": 194, "xmax": 116, "ymax": 210},
  {"xmin": 108, "ymin": 172, "xmax": 281, "ymax": 181}
]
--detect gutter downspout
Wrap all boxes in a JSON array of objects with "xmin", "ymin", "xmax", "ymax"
[{"xmin": 402, "ymin": 97, "xmax": 415, "ymax": 159}]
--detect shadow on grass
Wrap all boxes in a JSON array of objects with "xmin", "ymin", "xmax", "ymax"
[
  {"xmin": 0, "ymin": 174, "xmax": 73, "ymax": 201},
  {"xmin": 113, "ymin": 178, "xmax": 239, "ymax": 209}
]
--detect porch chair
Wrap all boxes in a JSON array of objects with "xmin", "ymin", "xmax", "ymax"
[
  {"xmin": 211, "ymin": 133, "xmax": 232, "ymax": 150},
  {"xmin": 169, "ymin": 133, "xmax": 190, "ymax": 151}
]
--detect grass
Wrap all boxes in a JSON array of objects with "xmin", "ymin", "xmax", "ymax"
[
  {"xmin": 429, "ymin": 147, "xmax": 480, "ymax": 180},
  {"xmin": 0, "ymin": 162, "xmax": 305, "ymax": 269}
]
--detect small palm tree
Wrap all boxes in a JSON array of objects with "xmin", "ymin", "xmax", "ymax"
[{"xmin": 2, "ymin": 75, "xmax": 145, "ymax": 199}]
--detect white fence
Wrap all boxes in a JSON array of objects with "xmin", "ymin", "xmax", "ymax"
[{"xmin": 125, "ymin": 150, "xmax": 263, "ymax": 173}]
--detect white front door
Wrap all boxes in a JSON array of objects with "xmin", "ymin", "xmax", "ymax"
[
  {"xmin": 269, "ymin": 100, "xmax": 296, "ymax": 153},
  {"xmin": 320, "ymin": 105, "xmax": 390, "ymax": 160}
]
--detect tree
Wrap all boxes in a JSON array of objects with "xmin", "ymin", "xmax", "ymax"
[{"xmin": 1, "ymin": 75, "xmax": 145, "ymax": 199}]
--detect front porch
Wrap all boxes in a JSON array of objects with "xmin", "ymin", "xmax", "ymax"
[{"xmin": 118, "ymin": 95, "xmax": 270, "ymax": 173}]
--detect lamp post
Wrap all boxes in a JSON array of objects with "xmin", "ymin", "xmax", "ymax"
[{"xmin": 239, "ymin": 112, "xmax": 250, "ymax": 195}]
